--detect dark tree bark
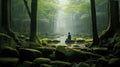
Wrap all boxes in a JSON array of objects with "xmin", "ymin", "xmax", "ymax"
[
  {"xmin": 1, "ymin": 0, "xmax": 21, "ymax": 46},
  {"xmin": 30, "ymin": 0, "xmax": 38, "ymax": 42},
  {"xmin": 90, "ymin": 0, "xmax": 99, "ymax": 47},
  {"xmin": 1, "ymin": 0, "xmax": 11, "ymax": 31},
  {"xmin": 100, "ymin": 0, "xmax": 119, "ymax": 46}
]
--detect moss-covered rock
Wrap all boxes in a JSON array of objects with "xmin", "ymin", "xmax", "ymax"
[
  {"xmin": 51, "ymin": 60, "xmax": 71, "ymax": 67},
  {"xmin": 92, "ymin": 47, "xmax": 108, "ymax": 56},
  {"xmin": 0, "ymin": 47, "xmax": 19, "ymax": 57},
  {"xmin": 0, "ymin": 33, "xmax": 16, "ymax": 48},
  {"xmin": 33, "ymin": 58, "xmax": 51, "ymax": 67},
  {"xmin": 52, "ymin": 40, "xmax": 60, "ymax": 44},
  {"xmin": 35, "ymin": 47, "xmax": 56, "ymax": 58},
  {"xmin": 108, "ymin": 58, "xmax": 120, "ymax": 67},
  {"xmin": 19, "ymin": 48, "xmax": 41, "ymax": 61},
  {"xmin": 78, "ymin": 62, "xmax": 90, "ymax": 67},
  {"xmin": 55, "ymin": 46, "xmax": 68, "ymax": 61},
  {"xmin": 76, "ymin": 40, "xmax": 85, "ymax": 44},
  {"xmin": 95, "ymin": 57, "xmax": 108, "ymax": 67},
  {"xmin": 20, "ymin": 61, "xmax": 33, "ymax": 67},
  {"xmin": 40, "ymin": 64, "xmax": 52, "ymax": 67},
  {"xmin": 67, "ymin": 49, "xmax": 101, "ymax": 62},
  {"xmin": 0, "ymin": 57, "xmax": 19, "ymax": 67}
]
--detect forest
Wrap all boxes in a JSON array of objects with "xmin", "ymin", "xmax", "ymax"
[{"xmin": 0, "ymin": 0, "xmax": 120, "ymax": 67}]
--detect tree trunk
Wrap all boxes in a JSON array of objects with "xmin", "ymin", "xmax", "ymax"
[
  {"xmin": 100, "ymin": 0, "xmax": 119, "ymax": 46},
  {"xmin": 1, "ymin": 0, "xmax": 11, "ymax": 31},
  {"xmin": 90, "ymin": 0, "xmax": 99, "ymax": 47},
  {"xmin": 1, "ymin": 0, "xmax": 21, "ymax": 46},
  {"xmin": 30, "ymin": 0, "xmax": 38, "ymax": 42}
]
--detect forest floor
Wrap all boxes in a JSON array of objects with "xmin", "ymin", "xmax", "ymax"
[{"xmin": 0, "ymin": 33, "xmax": 120, "ymax": 67}]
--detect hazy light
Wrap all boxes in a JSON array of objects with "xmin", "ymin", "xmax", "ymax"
[{"xmin": 55, "ymin": 0, "xmax": 72, "ymax": 34}]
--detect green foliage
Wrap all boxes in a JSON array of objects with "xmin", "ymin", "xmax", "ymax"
[
  {"xmin": 51, "ymin": 60, "xmax": 71, "ymax": 67},
  {"xmin": 0, "ymin": 57, "xmax": 19, "ymax": 67},
  {"xmin": 19, "ymin": 48, "xmax": 42, "ymax": 61}
]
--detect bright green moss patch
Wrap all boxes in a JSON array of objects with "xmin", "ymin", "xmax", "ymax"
[
  {"xmin": 34, "ymin": 58, "xmax": 51, "ymax": 65},
  {"xmin": 51, "ymin": 60, "xmax": 71, "ymax": 67}
]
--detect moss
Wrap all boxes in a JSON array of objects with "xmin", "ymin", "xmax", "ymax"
[
  {"xmin": 40, "ymin": 64, "xmax": 52, "ymax": 67},
  {"xmin": 33, "ymin": 58, "xmax": 51, "ymax": 67},
  {"xmin": 78, "ymin": 62, "xmax": 90, "ymax": 67},
  {"xmin": 19, "ymin": 48, "xmax": 42, "ymax": 61},
  {"xmin": 92, "ymin": 47, "xmax": 108, "ymax": 56},
  {"xmin": 52, "ymin": 40, "xmax": 60, "ymax": 43},
  {"xmin": 95, "ymin": 57, "xmax": 108, "ymax": 67},
  {"xmin": 0, "ymin": 47, "xmax": 19, "ymax": 57},
  {"xmin": 108, "ymin": 58, "xmax": 120, "ymax": 67},
  {"xmin": 34, "ymin": 58, "xmax": 51, "ymax": 64},
  {"xmin": 55, "ymin": 46, "xmax": 68, "ymax": 61},
  {"xmin": 0, "ymin": 33, "xmax": 15, "ymax": 48},
  {"xmin": 0, "ymin": 57, "xmax": 19, "ymax": 67},
  {"xmin": 22, "ymin": 61, "xmax": 33, "ymax": 67},
  {"xmin": 67, "ymin": 49, "xmax": 101, "ymax": 62},
  {"xmin": 35, "ymin": 47, "xmax": 56, "ymax": 58},
  {"xmin": 51, "ymin": 60, "xmax": 71, "ymax": 67}
]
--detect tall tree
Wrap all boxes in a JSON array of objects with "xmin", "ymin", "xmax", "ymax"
[
  {"xmin": 90, "ymin": 0, "xmax": 99, "ymax": 47},
  {"xmin": 100, "ymin": 0, "xmax": 119, "ymax": 46},
  {"xmin": 1, "ymin": 0, "xmax": 21, "ymax": 46},
  {"xmin": 30, "ymin": 0, "xmax": 38, "ymax": 42}
]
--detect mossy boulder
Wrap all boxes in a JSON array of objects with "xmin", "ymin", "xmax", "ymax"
[
  {"xmin": 95, "ymin": 57, "xmax": 108, "ymax": 67},
  {"xmin": 108, "ymin": 58, "xmax": 120, "ymax": 67},
  {"xmin": 19, "ymin": 48, "xmax": 42, "ymax": 61},
  {"xmin": 40, "ymin": 64, "xmax": 52, "ymax": 67},
  {"xmin": 0, "ymin": 33, "xmax": 16, "ymax": 48},
  {"xmin": 78, "ymin": 62, "xmax": 90, "ymax": 67},
  {"xmin": 76, "ymin": 40, "xmax": 85, "ymax": 43},
  {"xmin": 33, "ymin": 58, "xmax": 51, "ymax": 67},
  {"xmin": 55, "ymin": 46, "xmax": 68, "ymax": 61},
  {"xmin": 52, "ymin": 40, "xmax": 60, "ymax": 44},
  {"xmin": 51, "ymin": 60, "xmax": 71, "ymax": 67},
  {"xmin": 0, "ymin": 47, "xmax": 19, "ymax": 57},
  {"xmin": 67, "ymin": 49, "xmax": 101, "ymax": 62},
  {"xmin": 35, "ymin": 47, "xmax": 56, "ymax": 58},
  {"xmin": 92, "ymin": 47, "xmax": 108, "ymax": 56},
  {"xmin": 0, "ymin": 57, "xmax": 19, "ymax": 67},
  {"xmin": 19, "ymin": 61, "xmax": 33, "ymax": 67}
]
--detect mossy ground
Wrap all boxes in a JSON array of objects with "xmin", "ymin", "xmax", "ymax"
[{"xmin": 0, "ymin": 33, "xmax": 120, "ymax": 67}]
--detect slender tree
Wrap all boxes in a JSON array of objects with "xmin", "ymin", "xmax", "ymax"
[
  {"xmin": 90, "ymin": 0, "xmax": 99, "ymax": 47},
  {"xmin": 30, "ymin": 0, "xmax": 38, "ymax": 42}
]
